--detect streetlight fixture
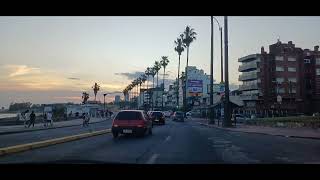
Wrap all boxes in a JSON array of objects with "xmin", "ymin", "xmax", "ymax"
[{"xmin": 212, "ymin": 17, "xmax": 224, "ymax": 83}]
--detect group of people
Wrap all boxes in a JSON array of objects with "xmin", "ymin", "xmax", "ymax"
[
  {"xmin": 18, "ymin": 110, "xmax": 37, "ymax": 128},
  {"xmin": 18, "ymin": 110, "xmax": 53, "ymax": 128}
]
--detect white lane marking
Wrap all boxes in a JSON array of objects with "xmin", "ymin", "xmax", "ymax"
[
  {"xmin": 146, "ymin": 154, "xmax": 159, "ymax": 164},
  {"xmin": 164, "ymin": 136, "xmax": 171, "ymax": 142}
]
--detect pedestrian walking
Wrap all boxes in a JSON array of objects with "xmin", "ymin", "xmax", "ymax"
[
  {"xmin": 47, "ymin": 112, "xmax": 53, "ymax": 127},
  {"xmin": 82, "ymin": 113, "xmax": 90, "ymax": 127},
  {"xmin": 43, "ymin": 112, "xmax": 48, "ymax": 127},
  {"xmin": 28, "ymin": 111, "xmax": 36, "ymax": 128}
]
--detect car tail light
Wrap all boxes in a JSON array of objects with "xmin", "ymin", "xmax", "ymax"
[
  {"xmin": 113, "ymin": 124, "xmax": 118, "ymax": 127},
  {"xmin": 137, "ymin": 120, "xmax": 145, "ymax": 127}
]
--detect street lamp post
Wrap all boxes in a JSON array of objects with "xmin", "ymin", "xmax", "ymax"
[
  {"xmin": 103, "ymin": 93, "xmax": 107, "ymax": 119},
  {"xmin": 210, "ymin": 16, "xmax": 214, "ymax": 124},
  {"xmin": 212, "ymin": 17, "xmax": 223, "ymax": 83},
  {"xmin": 223, "ymin": 16, "xmax": 231, "ymax": 127}
]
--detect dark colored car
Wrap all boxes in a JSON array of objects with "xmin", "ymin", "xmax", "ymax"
[
  {"xmin": 150, "ymin": 111, "xmax": 165, "ymax": 125},
  {"xmin": 173, "ymin": 111, "xmax": 185, "ymax": 122},
  {"xmin": 111, "ymin": 110, "xmax": 153, "ymax": 138}
]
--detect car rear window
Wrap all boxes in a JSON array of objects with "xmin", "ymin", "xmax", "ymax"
[
  {"xmin": 152, "ymin": 112, "xmax": 163, "ymax": 117},
  {"xmin": 115, "ymin": 111, "xmax": 143, "ymax": 120}
]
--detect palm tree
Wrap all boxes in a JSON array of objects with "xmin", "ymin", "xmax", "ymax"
[
  {"xmin": 182, "ymin": 26, "xmax": 197, "ymax": 111},
  {"xmin": 145, "ymin": 67, "xmax": 152, "ymax": 90},
  {"xmin": 92, "ymin": 82, "xmax": 100, "ymax": 102},
  {"xmin": 153, "ymin": 61, "xmax": 161, "ymax": 88},
  {"xmin": 141, "ymin": 75, "xmax": 147, "ymax": 105},
  {"xmin": 160, "ymin": 56, "xmax": 169, "ymax": 110},
  {"xmin": 160, "ymin": 56, "xmax": 169, "ymax": 90},
  {"xmin": 150, "ymin": 67, "xmax": 156, "ymax": 88},
  {"xmin": 82, "ymin": 92, "xmax": 89, "ymax": 104},
  {"xmin": 174, "ymin": 35, "xmax": 185, "ymax": 108}
]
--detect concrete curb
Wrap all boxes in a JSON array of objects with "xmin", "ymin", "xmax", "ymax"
[
  {"xmin": 0, "ymin": 119, "xmax": 110, "ymax": 136},
  {"xmin": 197, "ymin": 122, "xmax": 320, "ymax": 140},
  {"xmin": 0, "ymin": 128, "xmax": 111, "ymax": 157}
]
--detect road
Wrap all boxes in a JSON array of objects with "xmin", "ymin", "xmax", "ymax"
[{"xmin": 1, "ymin": 118, "xmax": 320, "ymax": 164}]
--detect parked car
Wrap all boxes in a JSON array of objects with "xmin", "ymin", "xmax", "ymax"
[
  {"xmin": 232, "ymin": 114, "xmax": 247, "ymax": 123},
  {"xmin": 111, "ymin": 110, "xmax": 152, "ymax": 138},
  {"xmin": 172, "ymin": 111, "xmax": 185, "ymax": 122},
  {"xmin": 150, "ymin": 111, "xmax": 165, "ymax": 125},
  {"xmin": 186, "ymin": 111, "xmax": 192, "ymax": 118},
  {"xmin": 163, "ymin": 111, "xmax": 172, "ymax": 118}
]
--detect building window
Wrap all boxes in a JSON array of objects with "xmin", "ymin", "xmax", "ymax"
[
  {"xmin": 290, "ymin": 88, "xmax": 296, "ymax": 94},
  {"xmin": 288, "ymin": 67, "xmax": 296, "ymax": 72},
  {"xmin": 276, "ymin": 77, "xmax": 284, "ymax": 83},
  {"xmin": 316, "ymin": 68, "xmax": 320, "ymax": 76},
  {"xmin": 288, "ymin": 77, "xmax": 297, "ymax": 83},
  {"xmin": 288, "ymin": 57, "xmax": 296, "ymax": 62},
  {"xmin": 316, "ymin": 58, "xmax": 320, "ymax": 65},
  {"xmin": 275, "ymin": 56, "xmax": 284, "ymax": 61},
  {"xmin": 276, "ymin": 66, "xmax": 284, "ymax": 72}
]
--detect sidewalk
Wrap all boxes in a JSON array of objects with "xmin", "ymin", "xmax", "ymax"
[
  {"xmin": 0, "ymin": 117, "xmax": 110, "ymax": 135},
  {"xmin": 192, "ymin": 118, "xmax": 320, "ymax": 140}
]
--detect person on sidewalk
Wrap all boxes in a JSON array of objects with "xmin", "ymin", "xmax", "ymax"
[
  {"xmin": 47, "ymin": 112, "xmax": 53, "ymax": 127},
  {"xmin": 43, "ymin": 112, "xmax": 48, "ymax": 127},
  {"xmin": 28, "ymin": 111, "xmax": 36, "ymax": 128},
  {"xmin": 82, "ymin": 113, "xmax": 90, "ymax": 127}
]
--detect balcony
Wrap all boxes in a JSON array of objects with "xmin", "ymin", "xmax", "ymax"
[
  {"xmin": 239, "ymin": 84, "xmax": 259, "ymax": 91},
  {"xmin": 240, "ymin": 94, "xmax": 259, "ymax": 101},
  {"xmin": 238, "ymin": 54, "xmax": 258, "ymax": 62},
  {"xmin": 239, "ymin": 73, "xmax": 258, "ymax": 81},
  {"xmin": 238, "ymin": 62, "xmax": 258, "ymax": 72}
]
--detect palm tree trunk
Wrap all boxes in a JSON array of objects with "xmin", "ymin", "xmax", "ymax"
[
  {"xmin": 162, "ymin": 68, "xmax": 165, "ymax": 110},
  {"xmin": 140, "ymin": 84, "xmax": 142, "ymax": 109},
  {"xmin": 184, "ymin": 46, "xmax": 189, "ymax": 112},
  {"xmin": 177, "ymin": 55, "xmax": 181, "ymax": 109},
  {"xmin": 153, "ymin": 76, "xmax": 155, "ymax": 88},
  {"xmin": 157, "ymin": 73, "xmax": 159, "ymax": 87}
]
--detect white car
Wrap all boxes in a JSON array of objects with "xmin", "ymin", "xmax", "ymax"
[
  {"xmin": 186, "ymin": 112, "xmax": 192, "ymax": 118},
  {"xmin": 163, "ymin": 111, "xmax": 172, "ymax": 118}
]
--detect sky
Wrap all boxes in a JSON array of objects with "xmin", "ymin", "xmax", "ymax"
[{"xmin": 1, "ymin": 16, "xmax": 320, "ymax": 108}]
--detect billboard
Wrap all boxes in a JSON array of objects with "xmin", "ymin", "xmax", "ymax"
[
  {"xmin": 188, "ymin": 80, "xmax": 203, "ymax": 96},
  {"xmin": 208, "ymin": 83, "xmax": 225, "ymax": 94}
]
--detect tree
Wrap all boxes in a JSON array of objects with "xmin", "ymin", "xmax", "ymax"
[
  {"xmin": 9, "ymin": 102, "xmax": 32, "ymax": 112},
  {"xmin": 92, "ymin": 82, "xmax": 100, "ymax": 101},
  {"xmin": 182, "ymin": 26, "xmax": 197, "ymax": 111},
  {"xmin": 174, "ymin": 35, "xmax": 185, "ymax": 108},
  {"xmin": 153, "ymin": 61, "xmax": 161, "ymax": 87},
  {"xmin": 145, "ymin": 67, "xmax": 152, "ymax": 90},
  {"xmin": 150, "ymin": 67, "xmax": 156, "ymax": 88},
  {"xmin": 82, "ymin": 92, "xmax": 89, "ymax": 104},
  {"xmin": 160, "ymin": 56, "xmax": 169, "ymax": 110}
]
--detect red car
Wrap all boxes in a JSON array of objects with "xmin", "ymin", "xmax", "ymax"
[{"xmin": 111, "ymin": 110, "xmax": 153, "ymax": 138}]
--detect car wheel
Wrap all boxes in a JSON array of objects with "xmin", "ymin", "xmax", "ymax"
[{"xmin": 112, "ymin": 132, "xmax": 118, "ymax": 138}]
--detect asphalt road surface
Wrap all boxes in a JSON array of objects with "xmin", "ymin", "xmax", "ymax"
[{"xmin": 1, "ymin": 118, "xmax": 320, "ymax": 164}]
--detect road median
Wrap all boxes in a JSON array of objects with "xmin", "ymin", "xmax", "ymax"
[{"xmin": 0, "ymin": 128, "xmax": 111, "ymax": 157}]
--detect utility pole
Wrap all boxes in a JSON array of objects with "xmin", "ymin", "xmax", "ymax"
[
  {"xmin": 210, "ymin": 16, "xmax": 214, "ymax": 124},
  {"xmin": 223, "ymin": 16, "xmax": 231, "ymax": 127},
  {"xmin": 220, "ymin": 26, "xmax": 223, "ymax": 83},
  {"xmin": 103, "ymin": 93, "xmax": 107, "ymax": 119}
]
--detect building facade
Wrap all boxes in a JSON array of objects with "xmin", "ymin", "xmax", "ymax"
[
  {"xmin": 239, "ymin": 40, "xmax": 320, "ymax": 117},
  {"xmin": 114, "ymin": 95, "xmax": 121, "ymax": 104}
]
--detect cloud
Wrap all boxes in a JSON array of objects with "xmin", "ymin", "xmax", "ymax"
[
  {"xmin": 5, "ymin": 65, "xmax": 40, "ymax": 77},
  {"xmin": 67, "ymin": 77, "xmax": 80, "ymax": 80},
  {"xmin": 115, "ymin": 71, "xmax": 145, "ymax": 80}
]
